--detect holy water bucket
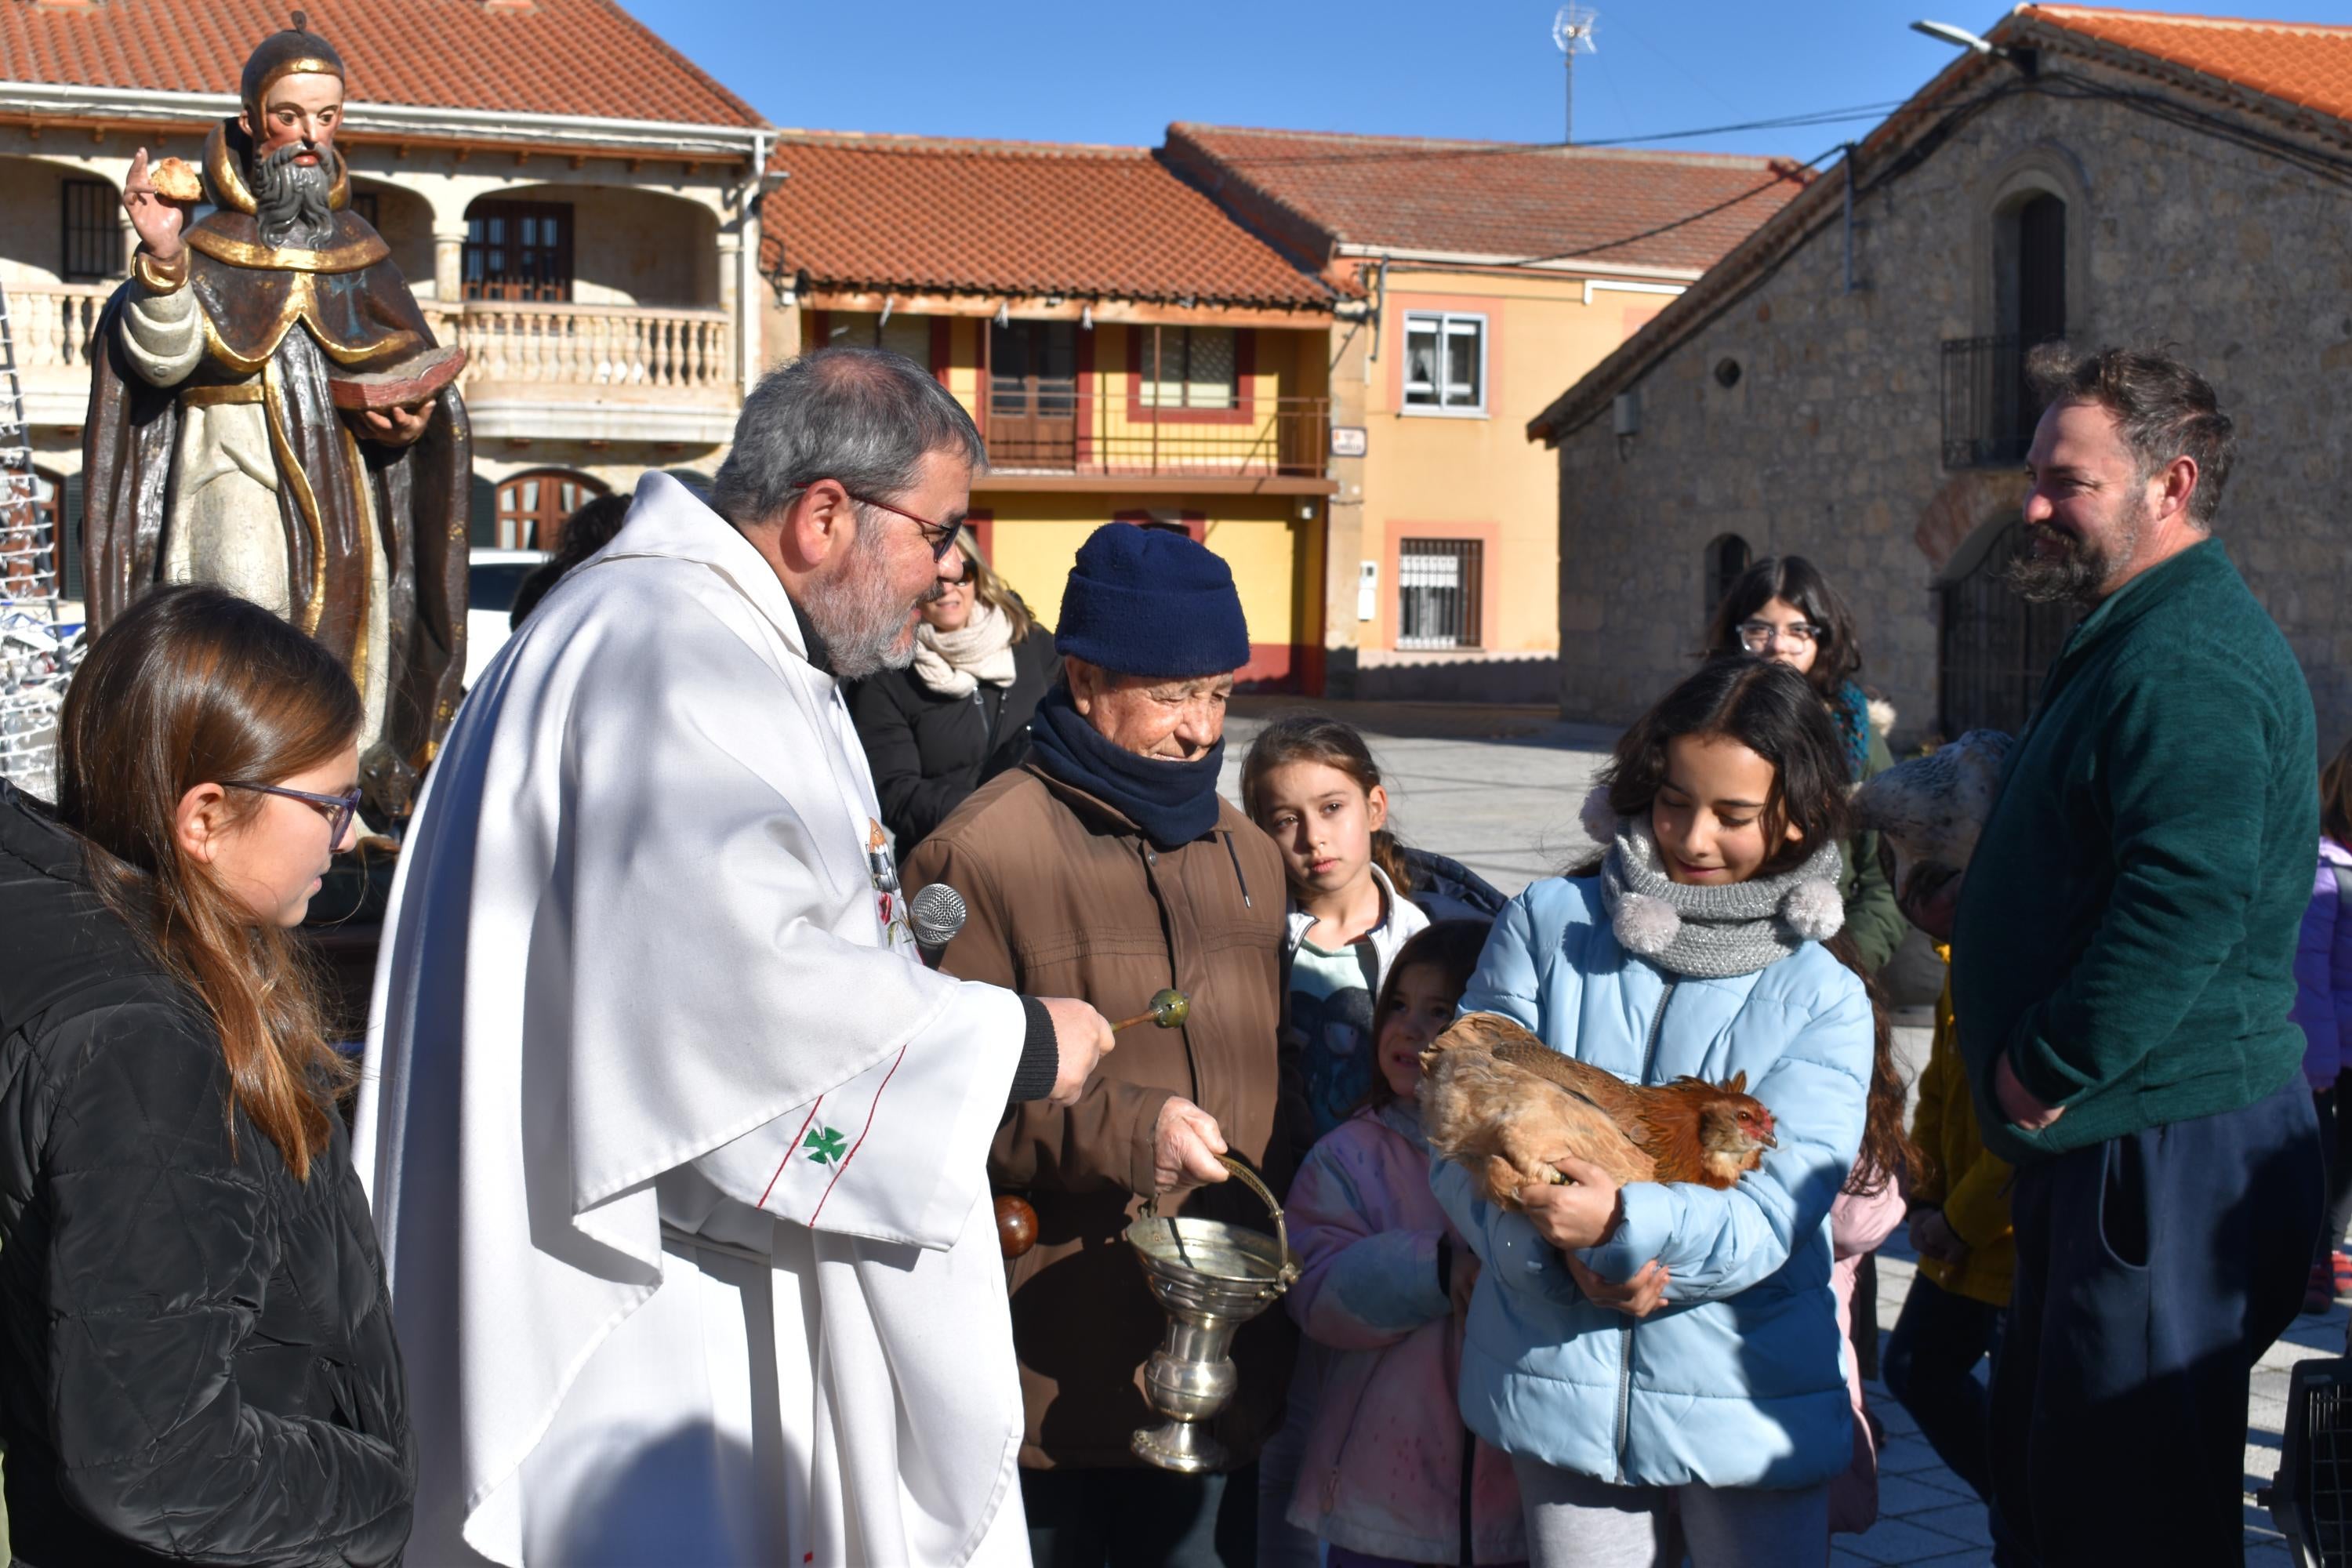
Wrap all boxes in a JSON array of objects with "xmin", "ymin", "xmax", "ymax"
[{"xmin": 1124, "ymin": 1154, "xmax": 1301, "ymax": 1473}]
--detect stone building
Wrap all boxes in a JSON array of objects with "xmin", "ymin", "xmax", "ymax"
[
  {"xmin": 1, "ymin": 0, "xmax": 771, "ymax": 580},
  {"xmin": 1529, "ymin": 4, "xmax": 2352, "ymax": 746}
]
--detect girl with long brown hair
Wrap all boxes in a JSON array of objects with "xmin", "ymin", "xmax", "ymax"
[
  {"xmin": 1431, "ymin": 655, "xmax": 1898, "ymax": 1566},
  {"xmin": 0, "ymin": 585, "xmax": 412, "ymax": 1564}
]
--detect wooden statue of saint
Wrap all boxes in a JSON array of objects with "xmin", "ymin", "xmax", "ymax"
[{"xmin": 81, "ymin": 13, "xmax": 470, "ymax": 818}]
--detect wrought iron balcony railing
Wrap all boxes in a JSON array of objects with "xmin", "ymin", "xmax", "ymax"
[
  {"xmin": 1940, "ymin": 333, "xmax": 2056, "ymax": 470},
  {"xmin": 984, "ymin": 394, "xmax": 1329, "ymax": 478}
]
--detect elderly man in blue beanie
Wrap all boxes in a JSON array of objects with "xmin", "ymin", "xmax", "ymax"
[{"xmin": 906, "ymin": 522, "xmax": 1292, "ymax": 1566}]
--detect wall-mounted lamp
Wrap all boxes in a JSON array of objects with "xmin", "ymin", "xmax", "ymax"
[
  {"xmin": 1081, "ymin": 302, "xmax": 1094, "ymax": 330},
  {"xmin": 994, "ymin": 300, "xmax": 1010, "ymax": 328},
  {"xmin": 1911, "ymin": 19, "xmax": 2036, "ymax": 74}
]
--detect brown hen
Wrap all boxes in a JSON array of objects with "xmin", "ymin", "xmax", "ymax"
[{"xmin": 1418, "ymin": 1011, "xmax": 1779, "ymax": 1210}]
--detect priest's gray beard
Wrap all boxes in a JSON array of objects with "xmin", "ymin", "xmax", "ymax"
[
  {"xmin": 252, "ymin": 142, "xmax": 336, "ymax": 251},
  {"xmin": 805, "ymin": 529, "xmax": 932, "ymax": 679}
]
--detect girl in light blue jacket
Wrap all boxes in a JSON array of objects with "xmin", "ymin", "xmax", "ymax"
[{"xmin": 1431, "ymin": 656, "xmax": 1882, "ymax": 1568}]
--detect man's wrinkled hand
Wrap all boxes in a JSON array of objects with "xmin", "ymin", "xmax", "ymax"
[
  {"xmin": 358, "ymin": 400, "xmax": 434, "ymax": 448},
  {"xmin": 1152, "ymin": 1098, "xmax": 1229, "ymax": 1192},
  {"xmin": 1994, "ymin": 1052, "xmax": 2063, "ymax": 1131},
  {"xmin": 1036, "ymin": 996, "xmax": 1115, "ymax": 1109},
  {"xmin": 1518, "ymin": 1156, "xmax": 1624, "ymax": 1251},
  {"xmin": 1566, "ymin": 1254, "xmax": 1670, "ymax": 1318}
]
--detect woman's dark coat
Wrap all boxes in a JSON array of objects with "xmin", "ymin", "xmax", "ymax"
[
  {"xmin": 849, "ymin": 628, "xmax": 1058, "ymax": 849},
  {"xmin": 0, "ymin": 782, "xmax": 412, "ymax": 1566}
]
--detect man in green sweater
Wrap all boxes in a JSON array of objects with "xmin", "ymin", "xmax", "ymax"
[{"xmin": 1952, "ymin": 346, "xmax": 2321, "ymax": 1567}]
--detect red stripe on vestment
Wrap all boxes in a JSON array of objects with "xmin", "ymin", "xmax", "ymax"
[
  {"xmin": 758, "ymin": 1096, "xmax": 826, "ymax": 1211},
  {"xmin": 807, "ymin": 1044, "xmax": 908, "ymax": 1227}
]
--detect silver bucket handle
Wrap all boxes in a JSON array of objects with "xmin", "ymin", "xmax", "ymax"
[{"xmin": 1143, "ymin": 1154, "xmax": 1298, "ymax": 1299}]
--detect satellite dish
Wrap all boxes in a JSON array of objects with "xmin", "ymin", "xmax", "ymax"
[{"xmin": 1552, "ymin": 4, "xmax": 1598, "ymax": 54}]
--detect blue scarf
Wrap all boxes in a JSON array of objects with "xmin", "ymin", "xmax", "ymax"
[
  {"xmin": 1831, "ymin": 681, "xmax": 1873, "ymax": 782},
  {"xmin": 1026, "ymin": 686, "xmax": 1225, "ymax": 850}
]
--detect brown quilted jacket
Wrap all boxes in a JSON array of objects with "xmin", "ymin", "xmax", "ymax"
[{"xmin": 905, "ymin": 762, "xmax": 1296, "ymax": 1470}]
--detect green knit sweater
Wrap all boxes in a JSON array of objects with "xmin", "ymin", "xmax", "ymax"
[{"xmin": 1952, "ymin": 538, "xmax": 2317, "ymax": 1164}]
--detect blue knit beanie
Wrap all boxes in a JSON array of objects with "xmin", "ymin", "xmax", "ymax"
[{"xmin": 1055, "ymin": 524, "xmax": 1250, "ymax": 677}]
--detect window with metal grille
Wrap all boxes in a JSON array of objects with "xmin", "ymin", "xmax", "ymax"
[
  {"xmin": 1139, "ymin": 327, "xmax": 1237, "ymax": 409},
  {"xmin": 1402, "ymin": 312, "xmax": 1485, "ymax": 413},
  {"xmin": 349, "ymin": 189, "xmax": 381, "ymax": 230},
  {"xmin": 494, "ymin": 468, "xmax": 608, "ymax": 550},
  {"xmin": 60, "ymin": 180, "xmax": 124, "ymax": 281},
  {"xmin": 1396, "ymin": 539, "xmax": 1483, "ymax": 650},
  {"xmin": 463, "ymin": 200, "xmax": 574, "ymax": 302}
]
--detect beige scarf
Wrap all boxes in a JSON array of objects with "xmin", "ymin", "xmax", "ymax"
[{"xmin": 910, "ymin": 601, "xmax": 1019, "ymax": 697}]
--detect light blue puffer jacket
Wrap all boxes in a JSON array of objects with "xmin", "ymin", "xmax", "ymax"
[{"xmin": 1430, "ymin": 874, "xmax": 1873, "ymax": 1491}]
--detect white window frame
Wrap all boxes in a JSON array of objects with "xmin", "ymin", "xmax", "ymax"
[{"xmin": 1399, "ymin": 310, "xmax": 1488, "ymax": 417}]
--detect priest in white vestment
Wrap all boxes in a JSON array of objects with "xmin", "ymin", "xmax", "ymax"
[{"xmin": 355, "ymin": 349, "xmax": 1115, "ymax": 1567}]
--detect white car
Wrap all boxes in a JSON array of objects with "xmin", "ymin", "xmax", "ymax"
[{"xmin": 465, "ymin": 548, "xmax": 550, "ymax": 690}]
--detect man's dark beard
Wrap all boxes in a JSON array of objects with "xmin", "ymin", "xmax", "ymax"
[
  {"xmin": 2005, "ymin": 503, "xmax": 2145, "ymax": 607},
  {"xmin": 252, "ymin": 141, "xmax": 336, "ymax": 250}
]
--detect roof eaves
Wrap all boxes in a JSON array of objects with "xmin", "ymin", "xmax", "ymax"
[
  {"xmin": 2013, "ymin": 5, "xmax": 2352, "ymax": 153},
  {"xmin": 1524, "ymin": 45, "xmax": 2002, "ymax": 444},
  {"xmin": 1158, "ymin": 126, "xmax": 1346, "ymax": 285}
]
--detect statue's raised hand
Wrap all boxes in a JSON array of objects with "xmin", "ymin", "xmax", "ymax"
[{"xmin": 122, "ymin": 148, "xmax": 186, "ymax": 260}]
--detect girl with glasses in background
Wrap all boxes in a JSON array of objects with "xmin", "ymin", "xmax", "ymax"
[
  {"xmin": 1703, "ymin": 556, "xmax": 1903, "ymax": 975},
  {"xmin": 0, "ymin": 584, "xmax": 413, "ymax": 1565}
]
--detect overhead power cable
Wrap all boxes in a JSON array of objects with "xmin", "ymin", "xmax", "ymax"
[{"xmin": 1205, "ymin": 101, "xmax": 1912, "ymax": 168}]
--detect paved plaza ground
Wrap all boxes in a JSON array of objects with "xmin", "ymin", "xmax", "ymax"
[{"xmin": 1221, "ymin": 696, "xmax": 2333, "ymax": 1566}]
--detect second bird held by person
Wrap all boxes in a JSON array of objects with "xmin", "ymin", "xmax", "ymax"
[{"xmin": 1419, "ymin": 1011, "xmax": 1779, "ymax": 1204}]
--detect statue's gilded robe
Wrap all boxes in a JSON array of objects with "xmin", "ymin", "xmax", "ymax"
[{"xmin": 82, "ymin": 122, "xmax": 470, "ymax": 815}]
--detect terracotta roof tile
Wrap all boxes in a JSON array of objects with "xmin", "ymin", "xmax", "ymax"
[
  {"xmin": 760, "ymin": 132, "xmax": 1330, "ymax": 310},
  {"xmin": 2025, "ymin": 5, "xmax": 2352, "ymax": 123},
  {"xmin": 1167, "ymin": 124, "xmax": 1814, "ymax": 276},
  {"xmin": 0, "ymin": 0, "xmax": 764, "ymax": 128}
]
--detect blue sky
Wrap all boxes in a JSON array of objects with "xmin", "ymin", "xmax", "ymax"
[{"xmin": 624, "ymin": 1, "xmax": 2318, "ymax": 161}]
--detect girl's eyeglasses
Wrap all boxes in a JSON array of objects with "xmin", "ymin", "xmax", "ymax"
[
  {"xmin": 945, "ymin": 556, "xmax": 977, "ymax": 586},
  {"xmin": 1737, "ymin": 619, "xmax": 1824, "ymax": 651},
  {"xmin": 224, "ymin": 782, "xmax": 362, "ymax": 844}
]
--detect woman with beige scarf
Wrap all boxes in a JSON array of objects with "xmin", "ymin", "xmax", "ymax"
[{"xmin": 849, "ymin": 529, "xmax": 1058, "ymax": 848}]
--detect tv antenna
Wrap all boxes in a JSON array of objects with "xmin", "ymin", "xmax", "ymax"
[{"xmin": 1552, "ymin": 4, "xmax": 1599, "ymax": 145}]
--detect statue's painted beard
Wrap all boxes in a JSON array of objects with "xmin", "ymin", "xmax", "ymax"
[{"xmin": 252, "ymin": 140, "xmax": 336, "ymax": 250}]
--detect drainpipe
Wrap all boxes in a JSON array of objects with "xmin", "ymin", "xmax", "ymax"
[{"xmin": 1842, "ymin": 143, "xmax": 1857, "ymax": 296}]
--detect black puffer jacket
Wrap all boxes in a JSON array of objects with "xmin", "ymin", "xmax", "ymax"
[
  {"xmin": 848, "ymin": 628, "xmax": 1058, "ymax": 849},
  {"xmin": 0, "ymin": 782, "xmax": 412, "ymax": 1566}
]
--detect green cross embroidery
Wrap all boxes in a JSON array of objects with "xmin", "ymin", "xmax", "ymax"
[{"xmin": 804, "ymin": 1126, "xmax": 848, "ymax": 1167}]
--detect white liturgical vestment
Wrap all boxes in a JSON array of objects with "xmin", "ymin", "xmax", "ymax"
[{"xmin": 355, "ymin": 474, "xmax": 1032, "ymax": 1566}]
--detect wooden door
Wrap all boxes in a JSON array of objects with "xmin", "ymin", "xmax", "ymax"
[{"xmin": 988, "ymin": 321, "xmax": 1077, "ymax": 466}]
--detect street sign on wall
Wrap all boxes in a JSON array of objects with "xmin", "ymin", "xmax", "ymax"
[{"xmin": 1330, "ymin": 426, "xmax": 1367, "ymax": 459}]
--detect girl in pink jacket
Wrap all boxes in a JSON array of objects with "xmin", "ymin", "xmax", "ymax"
[{"xmin": 1284, "ymin": 921, "xmax": 1528, "ymax": 1568}]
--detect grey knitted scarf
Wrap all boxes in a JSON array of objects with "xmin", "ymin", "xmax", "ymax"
[{"xmin": 1599, "ymin": 815, "xmax": 1846, "ymax": 980}]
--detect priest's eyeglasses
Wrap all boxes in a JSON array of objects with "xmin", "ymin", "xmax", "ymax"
[
  {"xmin": 226, "ymin": 782, "xmax": 363, "ymax": 844},
  {"xmin": 819, "ymin": 481, "xmax": 964, "ymax": 562}
]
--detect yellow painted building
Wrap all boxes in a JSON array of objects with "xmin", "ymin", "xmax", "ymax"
[
  {"xmin": 1166, "ymin": 126, "xmax": 1814, "ymax": 701},
  {"xmin": 760, "ymin": 132, "xmax": 1338, "ymax": 688}
]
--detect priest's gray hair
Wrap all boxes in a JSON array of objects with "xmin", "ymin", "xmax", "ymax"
[{"xmin": 711, "ymin": 347, "xmax": 986, "ymax": 530}]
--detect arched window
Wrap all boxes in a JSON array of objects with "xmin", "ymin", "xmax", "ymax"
[
  {"xmin": 494, "ymin": 469, "xmax": 608, "ymax": 551},
  {"xmin": 2, "ymin": 468, "xmax": 62, "ymax": 597},
  {"xmin": 1704, "ymin": 532, "xmax": 1751, "ymax": 619}
]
